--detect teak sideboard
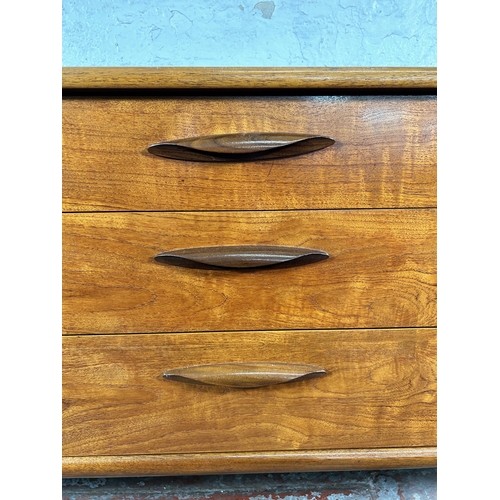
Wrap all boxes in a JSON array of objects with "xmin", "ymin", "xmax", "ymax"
[{"xmin": 62, "ymin": 67, "xmax": 437, "ymax": 477}]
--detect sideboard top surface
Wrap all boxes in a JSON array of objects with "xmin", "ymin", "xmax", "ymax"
[{"xmin": 62, "ymin": 67, "xmax": 437, "ymax": 90}]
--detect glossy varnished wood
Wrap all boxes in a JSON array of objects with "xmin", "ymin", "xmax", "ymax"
[
  {"xmin": 62, "ymin": 67, "xmax": 437, "ymax": 476},
  {"xmin": 62, "ymin": 67, "xmax": 437, "ymax": 90},
  {"xmin": 63, "ymin": 329, "xmax": 436, "ymax": 456},
  {"xmin": 62, "ymin": 95, "xmax": 436, "ymax": 212},
  {"xmin": 63, "ymin": 447, "xmax": 437, "ymax": 477},
  {"xmin": 62, "ymin": 209, "xmax": 436, "ymax": 334}
]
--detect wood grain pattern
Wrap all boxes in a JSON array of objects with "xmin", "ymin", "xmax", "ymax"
[
  {"xmin": 62, "ymin": 447, "xmax": 437, "ymax": 477},
  {"xmin": 61, "ymin": 68, "xmax": 438, "ymax": 476},
  {"xmin": 62, "ymin": 96, "xmax": 436, "ymax": 212},
  {"xmin": 62, "ymin": 329, "xmax": 436, "ymax": 456},
  {"xmin": 62, "ymin": 209, "xmax": 436, "ymax": 335},
  {"xmin": 62, "ymin": 67, "xmax": 437, "ymax": 90}
]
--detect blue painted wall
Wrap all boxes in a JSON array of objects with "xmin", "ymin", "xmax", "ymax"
[{"xmin": 62, "ymin": 0, "xmax": 436, "ymax": 67}]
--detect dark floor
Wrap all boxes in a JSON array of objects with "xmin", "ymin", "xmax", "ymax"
[{"xmin": 62, "ymin": 468, "xmax": 436, "ymax": 499}]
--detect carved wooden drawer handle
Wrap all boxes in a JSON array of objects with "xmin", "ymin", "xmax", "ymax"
[
  {"xmin": 154, "ymin": 245, "xmax": 329, "ymax": 269},
  {"xmin": 163, "ymin": 362, "xmax": 327, "ymax": 388},
  {"xmin": 148, "ymin": 132, "xmax": 335, "ymax": 162}
]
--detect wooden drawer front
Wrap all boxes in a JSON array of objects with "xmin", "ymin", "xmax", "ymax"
[
  {"xmin": 63, "ymin": 209, "xmax": 436, "ymax": 334},
  {"xmin": 62, "ymin": 96, "xmax": 436, "ymax": 212},
  {"xmin": 63, "ymin": 328, "xmax": 436, "ymax": 456}
]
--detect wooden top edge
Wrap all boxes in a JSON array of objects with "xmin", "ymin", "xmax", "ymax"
[{"xmin": 62, "ymin": 67, "xmax": 437, "ymax": 90}]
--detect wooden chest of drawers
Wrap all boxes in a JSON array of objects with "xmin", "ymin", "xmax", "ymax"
[{"xmin": 62, "ymin": 67, "xmax": 437, "ymax": 477}]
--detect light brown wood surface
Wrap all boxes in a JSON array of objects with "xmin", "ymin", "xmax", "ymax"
[
  {"xmin": 63, "ymin": 209, "xmax": 436, "ymax": 334},
  {"xmin": 62, "ymin": 67, "xmax": 437, "ymax": 90},
  {"xmin": 62, "ymin": 96, "xmax": 436, "ymax": 212},
  {"xmin": 63, "ymin": 328, "xmax": 436, "ymax": 456},
  {"xmin": 63, "ymin": 447, "xmax": 437, "ymax": 477},
  {"xmin": 62, "ymin": 67, "xmax": 437, "ymax": 476}
]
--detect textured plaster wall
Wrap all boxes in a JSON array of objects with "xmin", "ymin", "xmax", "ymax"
[{"xmin": 62, "ymin": 0, "xmax": 436, "ymax": 66}]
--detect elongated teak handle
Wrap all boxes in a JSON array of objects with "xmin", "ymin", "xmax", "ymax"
[
  {"xmin": 154, "ymin": 245, "xmax": 329, "ymax": 269},
  {"xmin": 148, "ymin": 132, "xmax": 335, "ymax": 162},
  {"xmin": 163, "ymin": 362, "xmax": 327, "ymax": 388}
]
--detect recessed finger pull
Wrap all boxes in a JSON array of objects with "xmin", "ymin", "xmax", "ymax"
[
  {"xmin": 163, "ymin": 362, "xmax": 327, "ymax": 388},
  {"xmin": 154, "ymin": 245, "xmax": 329, "ymax": 269},
  {"xmin": 147, "ymin": 132, "xmax": 335, "ymax": 162}
]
